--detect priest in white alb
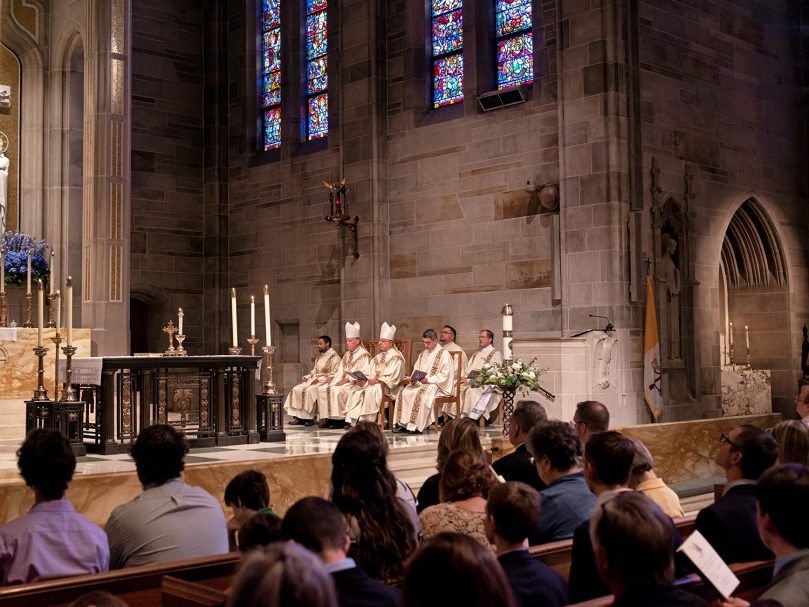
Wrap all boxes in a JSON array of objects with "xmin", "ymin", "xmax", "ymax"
[
  {"xmin": 317, "ymin": 322, "xmax": 372, "ymax": 427},
  {"xmin": 439, "ymin": 325, "xmax": 468, "ymax": 370},
  {"xmin": 455, "ymin": 328, "xmax": 503, "ymax": 420},
  {"xmin": 284, "ymin": 335, "xmax": 341, "ymax": 426},
  {"xmin": 394, "ymin": 328, "xmax": 454, "ymax": 433},
  {"xmin": 344, "ymin": 322, "xmax": 405, "ymax": 425}
]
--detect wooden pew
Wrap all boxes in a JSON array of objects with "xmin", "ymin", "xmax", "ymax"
[{"xmin": 161, "ymin": 576, "xmax": 227, "ymax": 607}]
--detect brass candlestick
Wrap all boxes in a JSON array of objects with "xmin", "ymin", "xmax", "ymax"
[
  {"xmin": 0, "ymin": 291, "xmax": 6, "ymax": 327},
  {"xmin": 47, "ymin": 293, "xmax": 57, "ymax": 328},
  {"xmin": 176, "ymin": 334, "xmax": 187, "ymax": 356},
  {"xmin": 729, "ymin": 343, "xmax": 735, "ymax": 367},
  {"xmin": 228, "ymin": 346, "xmax": 243, "ymax": 355},
  {"xmin": 23, "ymin": 292, "xmax": 32, "ymax": 327},
  {"xmin": 61, "ymin": 344, "xmax": 78, "ymax": 402},
  {"xmin": 51, "ymin": 332, "xmax": 63, "ymax": 401},
  {"xmin": 32, "ymin": 346, "xmax": 50, "ymax": 401},
  {"xmin": 246, "ymin": 335, "xmax": 259, "ymax": 356},
  {"xmin": 262, "ymin": 345, "xmax": 277, "ymax": 395},
  {"xmin": 162, "ymin": 320, "xmax": 178, "ymax": 356},
  {"xmin": 746, "ymin": 347, "xmax": 752, "ymax": 370}
]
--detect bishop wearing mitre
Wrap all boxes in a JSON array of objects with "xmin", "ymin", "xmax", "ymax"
[
  {"xmin": 317, "ymin": 322, "xmax": 372, "ymax": 427},
  {"xmin": 284, "ymin": 335, "xmax": 341, "ymax": 426},
  {"xmin": 394, "ymin": 328, "xmax": 454, "ymax": 433},
  {"xmin": 454, "ymin": 328, "xmax": 503, "ymax": 420},
  {"xmin": 344, "ymin": 322, "xmax": 406, "ymax": 425}
]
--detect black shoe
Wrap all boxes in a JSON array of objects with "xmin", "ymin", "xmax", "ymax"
[
  {"xmin": 302, "ymin": 419, "xmax": 315, "ymax": 427},
  {"xmin": 288, "ymin": 417, "xmax": 305, "ymax": 426},
  {"xmin": 392, "ymin": 425, "xmax": 406, "ymax": 433}
]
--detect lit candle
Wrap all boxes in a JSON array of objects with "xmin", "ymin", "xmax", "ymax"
[
  {"xmin": 250, "ymin": 295, "xmax": 256, "ymax": 336},
  {"xmin": 66, "ymin": 276, "xmax": 73, "ymax": 347},
  {"xmin": 231, "ymin": 288, "xmax": 238, "ymax": 349},
  {"xmin": 49, "ymin": 250, "xmax": 55, "ymax": 295},
  {"xmin": 55, "ymin": 290, "xmax": 61, "ymax": 337},
  {"xmin": 729, "ymin": 322, "xmax": 733, "ymax": 346},
  {"xmin": 178, "ymin": 307, "xmax": 183, "ymax": 335},
  {"xmin": 263, "ymin": 285, "xmax": 271, "ymax": 346},
  {"xmin": 37, "ymin": 280, "xmax": 44, "ymax": 347},
  {"xmin": 745, "ymin": 325, "xmax": 750, "ymax": 350},
  {"xmin": 0, "ymin": 247, "xmax": 5, "ymax": 294},
  {"xmin": 503, "ymin": 312, "xmax": 513, "ymax": 332},
  {"xmin": 26, "ymin": 251, "xmax": 32, "ymax": 294}
]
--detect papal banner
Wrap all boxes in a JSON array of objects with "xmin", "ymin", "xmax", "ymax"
[{"xmin": 644, "ymin": 275, "xmax": 663, "ymax": 418}]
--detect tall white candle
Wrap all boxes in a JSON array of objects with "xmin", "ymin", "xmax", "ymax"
[
  {"xmin": 263, "ymin": 285, "xmax": 271, "ymax": 346},
  {"xmin": 37, "ymin": 280, "xmax": 44, "ymax": 347},
  {"xmin": 66, "ymin": 276, "xmax": 73, "ymax": 347},
  {"xmin": 503, "ymin": 313, "xmax": 513, "ymax": 332},
  {"xmin": 231, "ymin": 288, "xmax": 238, "ymax": 348},
  {"xmin": 250, "ymin": 295, "xmax": 256, "ymax": 336},
  {"xmin": 26, "ymin": 251, "xmax": 32, "ymax": 294},
  {"xmin": 745, "ymin": 325, "xmax": 750, "ymax": 350},
  {"xmin": 49, "ymin": 250, "xmax": 55, "ymax": 295},
  {"xmin": 0, "ymin": 248, "xmax": 5, "ymax": 294},
  {"xmin": 55, "ymin": 290, "xmax": 61, "ymax": 337},
  {"xmin": 178, "ymin": 307, "xmax": 184, "ymax": 335},
  {"xmin": 729, "ymin": 322, "xmax": 733, "ymax": 346}
]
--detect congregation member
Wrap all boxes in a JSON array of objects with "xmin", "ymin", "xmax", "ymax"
[
  {"xmin": 770, "ymin": 420, "xmax": 809, "ymax": 467},
  {"xmin": 394, "ymin": 329, "xmax": 454, "ymax": 433},
  {"xmin": 628, "ymin": 438, "xmax": 684, "ymax": 518},
  {"xmin": 438, "ymin": 325, "xmax": 468, "ymax": 370},
  {"xmin": 591, "ymin": 492, "xmax": 709, "ymax": 607},
  {"xmin": 484, "ymin": 482, "xmax": 568, "ymax": 607},
  {"xmin": 236, "ymin": 512, "xmax": 283, "ymax": 553},
  {"xmin": 419, "ymin": 449, "xmax": 496, "ymax": 551},
  {"xmin": 344, "ymin": 322, "xmax": 405, "ymax": 426},
  {"xmin": 0, "ymin": 429, "xmax": 108, "ymax": 584},
  {"xmin": 224, "ymin": 469, "xmax": 272, "ymax": 545},
  {"xmin": 402, "ymin": 533, "xmax": 518, "ymax": 607},
  {"xmin": 282, "ymin": 497, "xmax": 401, "ymax": 607},
  {"xmin": 106, "ymin": 424, "xmax": 228, "ymax": 568},
  {"xmin": 285, "ymin": 335, "xmax": 341, "ymax": 426},
  {"xmin": 416, "ymin": 417, "xmax": 484, "ymax": 513},
  {"xmin": 718, "ymin": 464, "xmax": 809, "ymax": 607},
  {"xmin": 331, "ymin": 429, "xmax": 418, "ymax": 583},
  {"xmin": 694, "ymin": 424, "xmax": 777, "ymax": 564},
  {"xmin": 455, "ymin": 329, "xmax": 503, "ymax": 421},
  {"xmin": 795, "ymin": 378, "xmax": 809, "ymax": 426},
  {"xmin": 569, "ymin": 430, "xmax": 636, "ymax": 603},
  {"xmin": 228, "ymin": 542, "xmax": 338, "ymax": 607},
  {"xmin": 491, "ymin": 400, "xmax": 547, "ymax": 492},
  {"xmin": 68, "ymin": 591, "xmax": 129, "ymax": 607},
  {"xmin": 318, "ymin": 322, "xmax": 372, "ymax": 428},
  {"xmin": 572, "ymin": 400, "xmax": 609, "ymax": 445},
  {"xmin": 526, "ymin": 420, "xmax": 596, "ymax": 544}
]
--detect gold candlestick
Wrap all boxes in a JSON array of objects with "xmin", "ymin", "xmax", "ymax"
[
  {"xmin": 246, "ymin": 335, "xmax": 259, "ymax": 356},
  {"xmin": 162, "ymin": 320, "xmax": 178, "ymax": 356},
  {"xmin": 51, "ymin": 332, "xmax": 63, "ymax": 401},
  {"xmin": 0, "ymin": 291, "xmax": 6, "ymax": 327},
  {"xmin": 61, "ymin": 344, "xmax": 78, "ymax": 402},
  {"xmin": 228, "ymin": 346, "xmax": 242, "ymax": 355},
  {"xmin": 47, "ymin": 293, "xmax": 57, "ymax": 328},
  {"xmin": 262, "ymin": 345, "xmax": 277, "ymax": 395},
  {"xmin": 32, "ymin": 346, "xmax": 50, "ymax": 401},
  {"xmin": 23, "ymin": 292, "xmax": 33, "ymax": 327},
  {"xmin": 176, "ymin": 334, "xmax": 187, "ymax": 356}
]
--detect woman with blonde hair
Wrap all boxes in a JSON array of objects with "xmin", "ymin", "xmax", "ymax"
[
  {"xmin": 628, "ymin": 438, "xmax": 684, "ymax": 518},
  {"xmin": 770, "ymin": 420, "xmax": 809, "ymax": 466}
]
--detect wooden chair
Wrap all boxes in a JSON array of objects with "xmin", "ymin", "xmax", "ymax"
[{"xmin": 433, "ymin": 351, "xmax": 463, "ymax": 432}]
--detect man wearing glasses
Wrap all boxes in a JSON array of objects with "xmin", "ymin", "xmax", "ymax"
[
  {"xmin": 694, "ymin": 424, "xmax": 778, "ymax": 564},
  {"xmin": 795, "ymin": 379, "xmax": 809, "ymax": 426}
]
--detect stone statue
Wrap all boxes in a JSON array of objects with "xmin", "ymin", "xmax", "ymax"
[
  {"xmin": 594, "ymin": 332, "xmax": 618, "ymax": 389},
  {"xmin": 659, "ymin": 232, "xmax": 681, "ymax": 359},
  {"xmin": 0, "ymin": 131, "xmax": 8, "ymax": 234}
]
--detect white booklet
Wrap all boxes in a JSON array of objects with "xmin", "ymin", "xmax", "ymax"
[{"xmin": 676, "ymin": 530, "xmax": 740, "ymax": 600}]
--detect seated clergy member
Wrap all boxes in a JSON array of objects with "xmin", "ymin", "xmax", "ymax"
[
  {"xmin": 106, "ymin": 424, "xmax": 228, "ymax": 568},
  {"xmin": 526, "ymin": 420, "xmax": 596, "ymax": 544},
  {"xmin": 695, "ymin": 424, "xmax": 778, "ymax": 564},
  {"xmin": 485, "ymin": 482, "xmax": 569, "ymax": 607},
  {"xmin": 453, "ymin": 329, "xmax": 503, "ymax": 421},
  {"xmin": 282, "ymin": 497, "xmax": 402, "ymax": 607},
  {"xmin": 572, "ymin": 400, "xmax": 609, "ymax": 445},
  {"xmin": 344, "ymin": 322, "xmax": 406, "ymax": 426},
  {"xmin": 439, "ymin": 325, "xmax": 468, "ymax": 370},
  {"xmin": 0, "ymin": 429, "xmax": 109, "ymax": 584},
  {"xmin": 285, "ymin": 335, "xmax": 341, "ymax": 426},
  {"xmin": 491, "ymin": 400, "xmax": 547, "ymax": 492},
  {"xmin": 592, "ymin": 492, "xmax": 709, "ymax": 607},
  {"xmin": 394, "ymin": 329, "xmax": 454, "ymax": 433},
  {"xmin": 318, "ymin": 322, "xmax": 372, "ymax": 428}
]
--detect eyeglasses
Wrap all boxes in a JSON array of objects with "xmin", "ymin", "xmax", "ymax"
[{"xmin": 719, "ymin": 433, "xmax": 741, "ymax": 451}]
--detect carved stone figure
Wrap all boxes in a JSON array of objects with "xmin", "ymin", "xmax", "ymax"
[{"xmin": 659, "ymin": 232, "xmax": 681, "ymax": 360}]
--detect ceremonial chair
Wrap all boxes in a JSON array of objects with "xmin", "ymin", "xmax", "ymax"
[
  {"xmin": 433, "ymin": 351, "xmax": 463, "ymax": 432},
  {"xmin": 377, "ymin": 338, "xmax": 412, "ymax": 430}
]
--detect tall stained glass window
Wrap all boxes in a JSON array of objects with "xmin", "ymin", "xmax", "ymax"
[
  {"xmin": 495, "ymin": 0, "xmax": 533, "ymax": 89},
  {"xmin": 261, "ymin": 0, "xmax": 282, "ymax": 150},
  {"xmin": 431, "ymin": 0, "xmax": 463, "ymax": 108},
  {"xmin": 305, "ymin": 0, "xmax": 328, "ymax": 139}
]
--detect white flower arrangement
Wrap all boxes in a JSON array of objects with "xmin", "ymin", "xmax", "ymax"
[{"xmin": 470, "ymin": 358, "xmax": 546, "ymax": 393}]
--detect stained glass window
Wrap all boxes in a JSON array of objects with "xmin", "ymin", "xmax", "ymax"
[
  {"xmin": 495, "ymin": 0, "xmax": 533, "ymax": 89},
  {"xmin": 432, "ymin": 0, "xmax": 463, "ymax": 107},
  {"xmin": 261, "ymin": 0, "xmax": 282, "ymax": 150},
  {"xmin": 305, "ymin": 0, "xmax": 328, "ymax": 139}
]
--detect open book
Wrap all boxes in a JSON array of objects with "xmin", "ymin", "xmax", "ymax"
[
  {"xmin": 349, "ymin": 371, "xmax": 368, "ymax": 382},
  {"xmin": 466, "ymin": 369, "xmax": 481, "ymax": 379},
  {"xmin": 410, "ymin": 370, "xmax": 427, "ymax": 382},
  {"xmin": 676, "ymin": 530, "xmax": 740, "ymax": 600}
]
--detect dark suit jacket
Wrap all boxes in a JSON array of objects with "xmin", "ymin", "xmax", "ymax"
[
  {"xmin": 492, "ymin": 443, "xmax": 546, "ymax": 492},
  {"xmin": 613, "ymin": 587, "xmax": 710, "ymax": 607},
  {"xmin": 332, "ymin": 566, "xmax": 402, "ymax": 607},
  {"xmin": 416, "ymin": 473, "xmax": 440, "ymax": 514},
  {"xmin": 694, "ymin": 484, "xmax": 774, "ymax": 564},
  {"xmin": 754, "ymin": 552, "xmax": 809, "ymax": 607},
  {"xmin": 497, "ymin": 550, "xmax": 568, "ymax": 607}
]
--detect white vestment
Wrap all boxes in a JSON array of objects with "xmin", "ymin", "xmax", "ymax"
[
  {"xmin": 317, "ymin": 346, "xmax": 372, "ymax": 420},
  {"xmin": 344, "ymin": 348, "xmax": 405, "ymax": 424},
  {"xmin": 395, "ymin": 345, "xmax": 454, "ymax": 432},
  {"xmin": 284, "ymin": 348, "xmax": 341, "ymax": 420},
  {"xmin": 459, "ymin": 345, "xmax": 503, "ymax": 419}
]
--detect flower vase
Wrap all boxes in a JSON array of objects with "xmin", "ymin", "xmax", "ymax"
[{"xmin": 501, "ymin": 388, "xmax": 516, "ymax": 436}]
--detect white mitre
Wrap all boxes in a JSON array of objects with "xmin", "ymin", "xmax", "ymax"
[
  {"xmin": 345, "ymin": 321, "xmax": 361, "ymax": 339},
  {"xmin": 380, "ymin": 322, "xmax": 396, "ymax": 341}
]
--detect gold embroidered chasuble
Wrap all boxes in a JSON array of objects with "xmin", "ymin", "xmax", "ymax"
[
  {"xmin": 284, "ymin": 347, "xmax": 341, "ymax": 419},
  {"xmin": 316, "ymin": 345, "xmax": 372, "ymax": 420},
  {"xmin": 395, "ymin": 345, "xmax": 454, "ymax": 432},
  {"xmin": 344, "ymin": 347, "xmax": 406, "ymax": 423}
]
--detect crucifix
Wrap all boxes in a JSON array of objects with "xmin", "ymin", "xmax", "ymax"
[{"xmin": 162, "ymin": 320, "xmax": 178, "ymax": 356}]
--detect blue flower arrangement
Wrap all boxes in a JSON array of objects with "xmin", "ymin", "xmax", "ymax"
[{"xmin": 1, "ymin": 231, "xmax": 51, "ymax": 287}]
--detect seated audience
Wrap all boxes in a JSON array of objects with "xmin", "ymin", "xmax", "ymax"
[
  {"xmin": 770, "ymin": 420, "xmax": 809, "ymax": 467},
  {"xmin": 282, "ymin": 497, "xmax": 401, "ymax": 607},
  {"xmin": 794, "ymin": 378, "xmax": 809, "ymax": 426},
  {"xmin": 694, "ymin": 424, "xmax": 777, "ymax": 564},
  {"xmin": 569, "ymin": 430, "xmax": 636, "ymax": 603},
  {"xmin": 419, "ymin": 449, "xmax": 496, "ymax": 551},
  {"xmin": 416, "ymin": 417, "xmax": 483, "ymax": 513},
  {"xmin": 526, "ymin": 420, "xmax": 596, "ymax": 544},
  {"xmin": 237, "ymin": 512, "xmax": 283, "ymax": 553},
  {"xmin": 718, "ymin": 463, "xmax": 809, "ymax": 607},
  {"xmin": 332, "ymin": 429, "xmax": 418, "ymax": 583},
  {"xmin": 68, "ymin": 591, "xmax": 129, "ymax": 607},
  {"xmin": 491, "ymin": 400, "xmax": 547, "ymax": 492},
  {"xmin": 484, "ymin": 482, "xmax": 568, "ymax": 607},
  {"xmin": 572, "ymin": 400, "xmax": 609, "ymax": 445},
  {"xmin": 402, "ymin": 533, "xmax": 517, "ymax": 607},
  {"xmin": 628, "ymin": 438, "xmax": 684, "ymax": 518},
  {"xmin": 106, "ymin": 424, "xmax": 228, "ymax": 568},
  {"xmin": 224, "ymin": 470, "xmax": 272, "ymax": 547},
  {"xmin": 592, "ymin": 492, "xmax": 709, "ymax": 606},
  {"xmin": 0, "ymin": 429, "xmax": 109, "ymax": 584},
  {"xmin": 228, "ymin": 541, "xmax": 338, "ymax": 607}
]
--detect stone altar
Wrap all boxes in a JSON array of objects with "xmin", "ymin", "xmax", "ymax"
[{"xmin": 720, "ymin": 367, "xmax": 772, "ymax": 416}]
